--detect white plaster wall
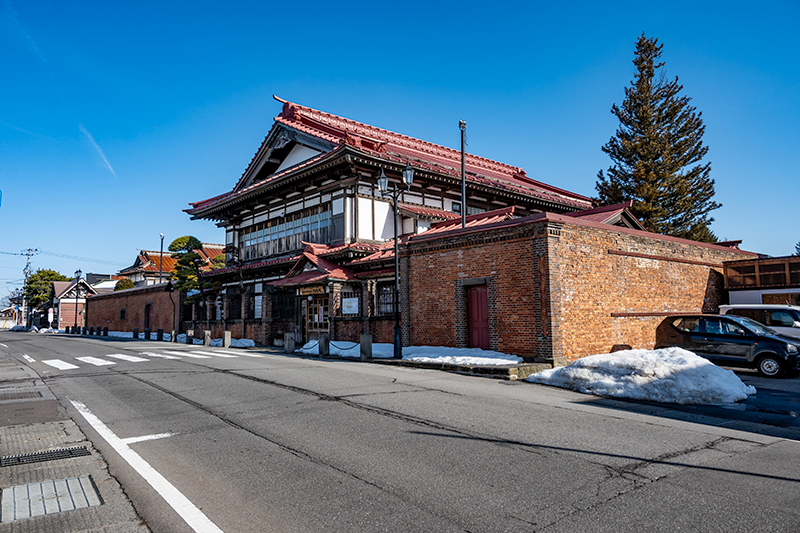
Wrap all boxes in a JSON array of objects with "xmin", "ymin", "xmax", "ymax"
[
  {"xmin": 357, "ymin": 197, "xmax": 373, "ymax": 240},
  {"xmin": 376, "ymin": 200, "xmax": 394, "ymax": 240},
  {"xmin": 275, "ymin": 145, "xmax": 322, "ymax": 173}
]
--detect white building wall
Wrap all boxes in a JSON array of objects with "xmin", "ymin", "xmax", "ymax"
[{"xmin": 357, "ymin": 197, "xmax": 373, "ymax": 240}]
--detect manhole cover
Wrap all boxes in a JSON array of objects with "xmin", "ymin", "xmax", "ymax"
[{"xmin": 1, "ymin": 475, "xmax": 102, "ymax": 522}]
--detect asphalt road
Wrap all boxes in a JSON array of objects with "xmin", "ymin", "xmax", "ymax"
[{"xmin": 2, "ymin": 332, "xmax": 799, "ymax": 532}]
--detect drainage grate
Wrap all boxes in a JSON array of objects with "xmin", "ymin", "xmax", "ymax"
[
  {"xmin": 0, "ymin": 391, "xmax": 41, "ymax": 401},
  {"xmin": 1, "ymin": 447, "xmax": 91, "ymax": 467}
]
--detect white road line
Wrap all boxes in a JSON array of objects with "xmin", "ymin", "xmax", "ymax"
[
  {"xmin": 141, "ymin": 352, "xmax": 181, "ymax": 360},
  {"xmin": 162, "ymin": 351, "xmax": 211, "ymax": 359},
  {"xmin": 22, "ymin": 354, "xmax": 35, "ymax": 363},
  {"xmin": 70, "ymin": 400, "xmax": 223, "ymax": 533},
  {"xmin": 189, "ymin": 351, "xmax": 238, "ymax": 358},
  {"xmin": 42, "ymin": 359, "xmax": 80, "ymax": 370},
  {"xmin": 105, "ymin": 353, "xmax": 149, "ymax": 363},
  {"xmin": 76, "ymin": 357, "xmax": 116, "ymax": 367},
  {"xmin": 0, "ymin": 343, "xmax": 8, "ymax": 347},
  {"xmin": 122, "ymin": 432, "xmax": 176, "ymax": 445}
]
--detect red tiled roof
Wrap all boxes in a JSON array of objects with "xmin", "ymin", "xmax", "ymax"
[
  {"xmin": 268, "ymin": 250, "xmax": 356, "ymax": 286},
  {"xmin": 397, "ymin": 203, "xmax": 461, "ymax": 221},
  {"xmin": 187, "ymin": 97, "xmax": 593, "ymax": 215},
  {"xmin": 566, "ymin": 201, "xmax": 645, "ymax": 231},
  {"xmin": 120, "ymin": 244, "xmax": 224, "ymax": 276}
]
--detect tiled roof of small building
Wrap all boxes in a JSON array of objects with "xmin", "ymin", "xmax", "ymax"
[{"xmin": 119, "ymin": 244, "xmax": 224, "ymax": 276}]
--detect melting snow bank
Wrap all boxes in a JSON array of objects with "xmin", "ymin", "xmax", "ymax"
[
  {"xmin": 526, "ymin": 347, "xmax": 756, "ymax": 405},
  {"xmin": 297, "ymin": 342, "xmax": 523, "ymax": 366}
]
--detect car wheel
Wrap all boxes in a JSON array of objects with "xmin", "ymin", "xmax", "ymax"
[{"xmin": 757, "ymin": 354, "xmax": 783, "ymax": 377}]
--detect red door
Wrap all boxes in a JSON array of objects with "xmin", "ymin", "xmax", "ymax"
[{"xmin": 468, "ymin": 285, "xmax": 489, "ymax": 350}]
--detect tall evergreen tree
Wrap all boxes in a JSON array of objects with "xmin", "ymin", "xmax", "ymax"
[
  {"xmin": 794, "ymin": 241, "xmax": 800, "ymax": 256},
  {"xmin": 596, "ymin": 34, "xmax": 720, "ymax": 242}
]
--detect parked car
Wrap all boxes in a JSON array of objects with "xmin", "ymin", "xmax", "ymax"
[
  {"xmin": 718, "ymin": 304, "xmax": 800, "ymax": 339},
  {"xmin": 655, "ymin": 314, "xmax": 800, "ymax": 377}
]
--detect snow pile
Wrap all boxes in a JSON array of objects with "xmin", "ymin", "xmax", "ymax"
[
  {"xmin": 297, "ymin": 342, "xmax": 523, "ymax": 366},
  {"xmin": 527, "ymin": 347, "xmax": 756, "ymax": 404}
]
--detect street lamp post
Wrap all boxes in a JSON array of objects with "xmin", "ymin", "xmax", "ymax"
[
  {"xmin": 377, "ymin": 162, "xmax": 414, "ymax": 359},
  {"xmin": 73, "ymin": 269, "xmax": 82, "ymax": 334}
]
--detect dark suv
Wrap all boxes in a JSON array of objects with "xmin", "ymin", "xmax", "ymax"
[{"xmin": 655, "ymin": 314, "xmax": 800, "ymax": 377}]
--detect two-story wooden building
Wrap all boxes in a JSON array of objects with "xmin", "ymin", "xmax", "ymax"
[{"xmin": 185, "ymin": 96, "xmax": 599, "ymax": 346}]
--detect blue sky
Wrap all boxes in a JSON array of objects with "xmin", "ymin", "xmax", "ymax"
[{"xmin": 1, "ymin": 0, "xmax": 798, "ymax": 296}]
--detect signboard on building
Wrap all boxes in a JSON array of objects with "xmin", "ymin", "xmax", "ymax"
[
  {"xmin": 342, "ymin": 298, "xmax": 359, "ymax": 315},
  {"xmin": 300, "ymin": 286, "xmax": 325, "ymax": 296}
]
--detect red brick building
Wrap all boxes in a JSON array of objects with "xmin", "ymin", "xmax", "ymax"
[{"xmin": 403, "ymin": 211, "xmax": 754, "ymax": 362}]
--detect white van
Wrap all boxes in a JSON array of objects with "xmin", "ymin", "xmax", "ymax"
[{"xmin": 718, "ymin": 304, "xmax": 800, "ymax": 339}]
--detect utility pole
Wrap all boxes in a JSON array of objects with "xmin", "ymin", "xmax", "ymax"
[{"xmin": 20, "ymin": 248, "xmax": 39, "ymax": 326}]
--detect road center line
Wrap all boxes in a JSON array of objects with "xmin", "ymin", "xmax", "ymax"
[{"xmin": 69, "ymin": 399, "xmax": 223, "ymax": 533}]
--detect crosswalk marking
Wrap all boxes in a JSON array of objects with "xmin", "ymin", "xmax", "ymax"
[
  {"xmin": 105, "ymin": 353, "xmax": 149, "ymax": 363},
  {"xmin": 22, "ymin": 354, "xmax": 35, "ymax": 363},
  {"xmin": 162, "ymin": 351, "xmax": 210, "ymax": 359},
  {"xmin": 189, "ymin": 350, "xmax": 237, "ymax": 358},
  {"xmin": 42, "ymin": 360, "xmax": 80, "ymax": 370},
  {"xmin": 76, "ymin": 357, "xmax": 115, "ymax": 366},
  {"xmin": 140, "ymin": 352, "xmax": 181, "ymax": 360}
]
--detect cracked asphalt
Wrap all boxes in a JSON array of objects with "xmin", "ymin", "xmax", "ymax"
[{"xmin": 3, "ymin": 332, "xmax": 799, "ymax": 532}]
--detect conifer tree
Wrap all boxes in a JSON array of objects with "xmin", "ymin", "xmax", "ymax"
[{"xmin": 596, "ymin": 34, "xmax": 720, "ymax": 242}]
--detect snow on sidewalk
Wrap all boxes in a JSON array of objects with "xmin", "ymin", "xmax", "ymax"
[{"xmin": 526, "ymin": 347, "xmax": 756, "ymax": 404}]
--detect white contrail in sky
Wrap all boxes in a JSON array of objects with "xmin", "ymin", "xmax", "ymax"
[
  {"xmin": 79, "ymin": 124, "xmax": 117, "ymax": 178},
  {"xmin": 4, "ymin": 0, "xmax": 48, "ymax": 66}
]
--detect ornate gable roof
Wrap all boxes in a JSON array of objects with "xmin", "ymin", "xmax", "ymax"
[{"xmin": 186, "ymin": 97, "xmax": 593, "ymax": 219}]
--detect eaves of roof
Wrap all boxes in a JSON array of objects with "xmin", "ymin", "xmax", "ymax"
[{"xmin": 408, "ymin": 211, "xmax": 760, "ymax": 257}]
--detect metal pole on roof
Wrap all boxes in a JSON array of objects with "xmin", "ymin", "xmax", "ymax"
[
  {"xmin": 460, "ymin": 121, "xmax": 466, "ymax": 228},
  {"xmin": 159, "ymin": 233, "xmax": 164, "ymax": 284}
]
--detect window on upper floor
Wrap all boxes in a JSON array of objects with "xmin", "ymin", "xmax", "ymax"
[{"xmin": 238, "ymin": 205, "xmax": 331, "ymax": 261}]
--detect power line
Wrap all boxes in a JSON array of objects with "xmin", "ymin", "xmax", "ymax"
[{"xmin": 0, "ymin": 249, "xmax": 127, "ymax": 267}]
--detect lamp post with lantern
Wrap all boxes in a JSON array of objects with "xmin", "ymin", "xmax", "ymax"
[{"xmin": 377, "ymin": 162, "xmax": 414, "ymax": 359}]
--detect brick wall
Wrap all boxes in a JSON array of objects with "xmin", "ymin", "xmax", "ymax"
[
  {"xmin": 405, "ymin": 213, "xmax": 755, "ymax": 362},
  {"xmin": 406, "ymin": 224, "xmax": 543, "ymax": 360},
  {"xmin": 551, "ymin": 222, "xmax": 747, "ymax": 359},
  {"xmin": 86, "ymin": 285, "xmax": 177, "ymax": 333}
]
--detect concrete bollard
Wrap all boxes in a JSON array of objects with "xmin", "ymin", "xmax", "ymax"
[
  {"xmin": 223, "ymin": 331, "xmax": 231, "ymax": 348},
  {"xmin": 204, "ymin": 330, "xmax": 211, "ymax": 346},
  {"xmin": 186, "ymin": 329, "xmax": 194, "ymax": 345},
  {"xmin": 132, "ymin": 328, "xmax": 139, "ymax": 339},
  {"xmin": 156, "ymin": 329, "xmax": 163, "ymax": 342},
  {"xmin": 284, "ymin": 332, "xmax": 295, "ymax": 354},
  {"xmin": 103, "ymin": 327, "xmax": 108, "ymax": 337},
  {"xmin": 170, "ymin": 329, "xmax": 176, "ymax": 343},
  {"xmin": 319, "ymin": 334, "xmax": 330, "ymax": 357},
  {"xmin": 360, "ymin": 334, "xmax": 372, "ymax": 361}
]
